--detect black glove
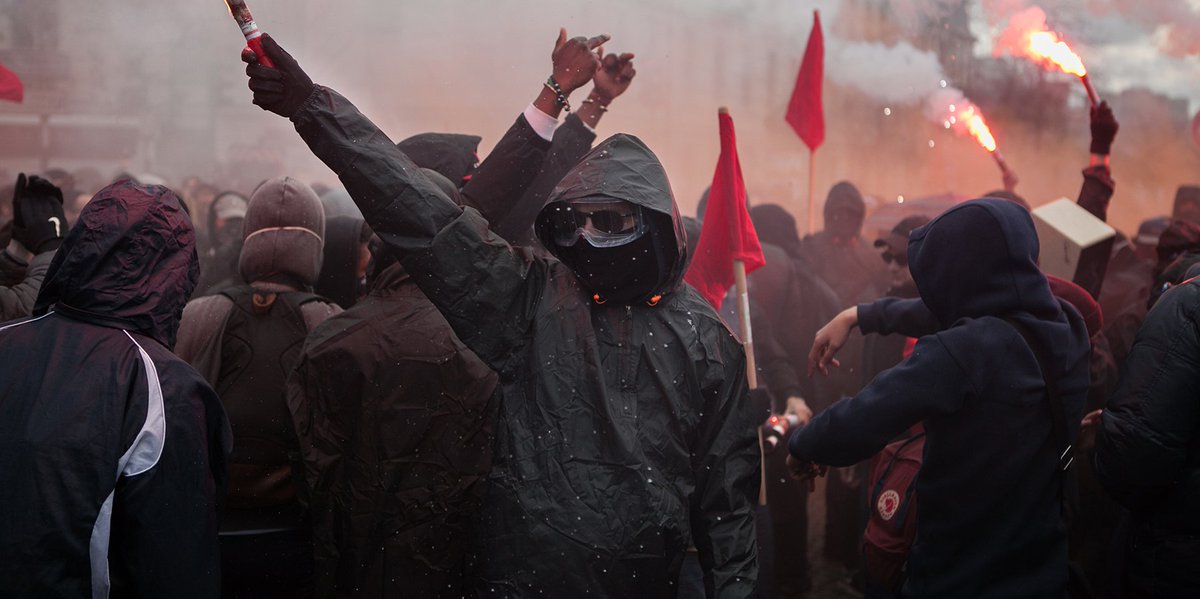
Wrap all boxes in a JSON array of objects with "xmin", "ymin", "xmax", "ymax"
[
  {"xmin": 12, "ymin": 173, "xmax": 66, "ymax": 254},
  {"xmin": 1089, "ymin": 101, "xmax": 1118, "ymax": 155},
  {"xmin": 243, "ymin": 34, "xmax": 316, "ymax": 119}
]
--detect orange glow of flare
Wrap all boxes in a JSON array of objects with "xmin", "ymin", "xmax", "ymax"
[
  {"xmin": 959, "ymin": 105, "xmax": 997, "ymax": 153},
  {"xmin": 1027, "ymin": 31, "xmax": 1087, "ymax": 77}
]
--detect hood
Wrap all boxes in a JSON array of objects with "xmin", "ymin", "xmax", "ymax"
[
  {"xmin": 536, "ymin": 134, "xmax": 689, "ymax": 298},
  {"xmin": 824, "ymin": 181, "xmax": 865, "ymax": 239},
  {"xmin": 319, "ymin": 188, "xmax": 363, "ymax": 220},
  {"xmin": 207, "ymin": 191, "xmax": 248, "ymax": 248},
  {"xmin": 750, "ymin": 203, "xmax": 802, "ymax": 259},
  {"xmin": 315, "ymin": 215, "xmax": 367, "ymax": 309},
  {"xmin": 33, "ymin": 180, "xmax": 199, "ymax": 348},
  {"xmin": 239, "ymin": 176, "xmax": 325, "ymax": 288},
  {"xmin": 395, "ymin": 133, "xmax": 482, "ymax": 187},
  {"xmin": 909, "ymin": 198, "xmax": 1064, "ymax": 326}
]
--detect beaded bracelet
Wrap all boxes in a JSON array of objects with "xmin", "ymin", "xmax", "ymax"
[{"xmin": 544, "ymin": 76, "xmax": 571, "ymax": 112}]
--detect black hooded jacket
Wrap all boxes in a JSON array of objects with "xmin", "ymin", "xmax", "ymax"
[
  {"xmin": 290, "ymin": 87, "xmax": 759, "ymax": 598},
  {"xmin": 288, "ymin": 262, "xmax": 499, "ymax": 598},
  {"xmin": 1094, "ymin": 277, "xmax": 1200, "ymax": 598},
  {"xmin": 315, "ymin": 215, "xmax": 367, "ymax": 309},
  {"xmin": 0, "ymin": 180, "xmax": 231, "ymax": 597},
  {"xmin": 790, "ymin": 199, "xmax": 1091, "ymax": 598}
]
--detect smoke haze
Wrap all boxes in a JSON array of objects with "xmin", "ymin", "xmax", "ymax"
[{"xmin": 0, "ymin": 0, "xmax": 1196, "ymax": 236}]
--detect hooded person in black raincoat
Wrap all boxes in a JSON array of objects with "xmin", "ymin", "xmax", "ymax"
[
  {"xmin": 794, "ymin": 199, "xmax": 1091, "ymax": 598},
  {"xmin": 0, "ymin": 180, "xmax": 231, "ymax": 597},
  {"xmin": 244, "ymin": 34, "xmax": 759, "ymax": 597}
]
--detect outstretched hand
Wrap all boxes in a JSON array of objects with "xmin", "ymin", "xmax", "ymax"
[
  {"xmin": 592, "ymin": 52, "xmax": 636, "ymax": 103},
  {"xmin": 552, "ymin": 28, "xmax": 609, "ymax": 95},
  {"xmin": 243, "ymin": 34, "xmax": 315, "ymax": 118},
  {"xmin": 808, "ymin": 307, "xmax": 857, "ymax": 377}
]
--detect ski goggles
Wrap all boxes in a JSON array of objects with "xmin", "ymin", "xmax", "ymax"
[{"xmin": 546, "ymin": 199, "xmax": 646, "ymax": 248}]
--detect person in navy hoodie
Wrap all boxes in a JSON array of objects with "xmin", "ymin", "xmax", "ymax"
[{"xmin": 791, "ymin": 198, "xmax": 1091, "ymax": 598}]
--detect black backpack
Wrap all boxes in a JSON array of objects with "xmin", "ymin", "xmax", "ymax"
[{"xmin": 215, "ymin": 286, "xmax": 324, "ymax": 512}]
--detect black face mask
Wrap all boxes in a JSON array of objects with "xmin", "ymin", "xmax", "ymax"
[{"xmin": 554, "ymin": 231, "xmax": 668, "ymax": 304}]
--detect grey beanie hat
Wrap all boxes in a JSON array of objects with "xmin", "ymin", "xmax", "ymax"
[{"xmin": 239, "ymin": 176, "xmax": 326, "ymax": 288}]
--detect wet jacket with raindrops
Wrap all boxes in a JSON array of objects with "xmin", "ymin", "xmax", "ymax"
[
  {"xmin": 289, "ymin": 86, "xmax": 760, "ymax": 598},
  {"xmin": 0, "ymin": 180, "xmax": 231, "ymax": 598}
]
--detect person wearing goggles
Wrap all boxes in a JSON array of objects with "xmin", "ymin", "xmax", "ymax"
[{"xmin": 544, "ymin": 198, "xmax": 646, "ymax": 249}]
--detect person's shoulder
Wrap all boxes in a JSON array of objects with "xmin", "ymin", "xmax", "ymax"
[{"xmin": 665, "ymin": 285, "xmax": 740, "ymax": 343}]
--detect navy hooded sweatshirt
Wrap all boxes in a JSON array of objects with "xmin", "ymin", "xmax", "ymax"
[{"xmin": 790, "ymin": 199, "xmax": 1090, "ymax": 598}]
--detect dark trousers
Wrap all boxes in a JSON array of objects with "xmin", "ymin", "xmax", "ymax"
[
  {"xmin": 220, "ymin": 529, "xmax": 314, "ymax": 599},
  {"xmin": 764, "ymin": 448, "xmax": 810, "ymax": 598}
]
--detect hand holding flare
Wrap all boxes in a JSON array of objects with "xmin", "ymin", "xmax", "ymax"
[{"xmin": 224, "ymin": 0, "xmax": 274, "ymax": 68}]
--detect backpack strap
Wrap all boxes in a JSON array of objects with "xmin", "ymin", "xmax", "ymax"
[{"xmin": 1003, "ymin": 316, "xmax": 1075, "ymax": 518}]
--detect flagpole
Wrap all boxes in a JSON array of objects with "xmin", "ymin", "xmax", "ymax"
[
  {"xmin": 807, "ymin": 147, "xmax": 817, "ymax": 234},
  {"xmin": 733, "ymin": 259, "xmax": 758, "ymax": 389}
]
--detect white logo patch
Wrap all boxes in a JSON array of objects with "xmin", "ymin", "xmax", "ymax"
[{"xmin": 877, "ymin": 489, "xmax": 901, "ymax": 521}]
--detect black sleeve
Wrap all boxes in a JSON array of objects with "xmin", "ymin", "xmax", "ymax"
[
  {"xmin": 290, "ymin": 86, "xmax": 547, "ymax": 372},
  {"xmin": 690, "ymin": 330, "xmax": 760, "ymax": 598},
  {"xmin": 493, "ymin": 113, "xmax": 597, "ymax": 246},
  {"xmin": 750, "ymin": 301, "xmax": 804, "ymax": 404},
  {"xmin": 1073, "ymin": 165, "xmax": 1117, "ymax": 299},
  {"xmin": 1094, "ymin": 284, "xmax": 1200, "ymax": 510},
  {"xmin": 790, "ymin": 333, "xmax": 967, "ymax": 467},
  {"xmin": 459, "ymin": 114, "xmax": 550, "ymax": 241},
  {"xmin": 856, "ymin": 297, "xmax": 941, "ymax": 338}
]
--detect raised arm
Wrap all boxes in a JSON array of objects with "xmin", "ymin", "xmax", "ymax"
[
  {"xmin": 463, "ymin": 30, "xmax": 621, "ymax": 244},
  {"xmin": 243, "ymin": 35, "xmax": 546, "ymax": 371},
  {"xmin": 1074, "ymin": 101, "xmax": 1119, "ymax": 298}
]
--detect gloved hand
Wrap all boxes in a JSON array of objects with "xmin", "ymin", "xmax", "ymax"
[
  {"xmin": 242, "ymin": 34, "xmax": 315, "ymax": 119},
  {"xmin": 12, "ymin": 173, "xmax": 66, "ymax": 254},
  {"xmin": 1089, "ymin": 100, "xmax": 1118, "ymax": 155}
]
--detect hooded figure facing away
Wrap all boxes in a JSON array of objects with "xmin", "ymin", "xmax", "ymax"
[
  {"xmin": 176, "ymin": 176, "xmax": 341, "ymax": 599},
  {"xmin": 288, "ymin": 169, "xmax": 501, "ymax": 598},
  {"xmin": 792, "ymin": 199, "xmax": 1091, "ymax": 598},
  {"xmin": 0, "ymin": 180, "xmax": 231, "ymax": 597},
  {"xmin": 243, "ymin": 37, "xmax": 759, "ymax": 598}
]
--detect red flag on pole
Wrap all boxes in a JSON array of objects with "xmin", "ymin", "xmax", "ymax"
[
  {"xmin": 785, "ymin": 10, "xmax": 824, "ymax": 150},
  {"xmin": 685, "ymin": 108, "xmax": 766, "ymax": 310},
  {"xmin": 0, "ymin": 62, "xmax": 23, "ymax": 104}
]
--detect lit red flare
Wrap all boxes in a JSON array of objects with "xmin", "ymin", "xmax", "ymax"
[
  {"xmin": 937, "ymin": 100, "xmax": 999, "ymax": 154},
  {"xmin": 959, "ymin": 105, "xmax": 997, "ymax": 153},
  {"xmin": 224, "ymin": 0, "xmax": 274, "ymax": 68},
  {"xmin": 1027, "ymin": 31, "xmax": 1087, "ymax": 77},
  {"xmin": 994, "ymin": 6, "xmax": 1098, "ymax": 106}
]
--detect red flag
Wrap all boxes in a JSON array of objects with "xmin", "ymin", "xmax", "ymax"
[
  {"xmin": 0, "ymin": 62, "xmax": 23, "ymax": 104},
  {"xmin": 685, "ymin": 109, "xmax": 766, "ymax": 310},
  {"xmin": 785, "ymin": 10, "xmax": 824, "ymax": 150}
]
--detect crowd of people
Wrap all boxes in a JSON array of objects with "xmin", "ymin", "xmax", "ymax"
[{"xmin": 0, "ymin": 26, "xmax": 1197, "ymax": 599}]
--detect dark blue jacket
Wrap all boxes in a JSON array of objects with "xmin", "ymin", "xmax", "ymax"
[{"xmin": 790, "ymin": 199, "xmax": 1091, "ymax": 598}]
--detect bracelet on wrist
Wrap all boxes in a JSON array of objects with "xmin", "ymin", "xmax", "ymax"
[{"xmin": 544, "ymin": 76, "xmax": 571, "ymax": 113}]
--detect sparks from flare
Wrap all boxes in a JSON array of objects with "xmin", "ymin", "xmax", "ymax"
[{"xmin": 936, "ymin": 99, "xmax": 998, "ymax": 154}]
